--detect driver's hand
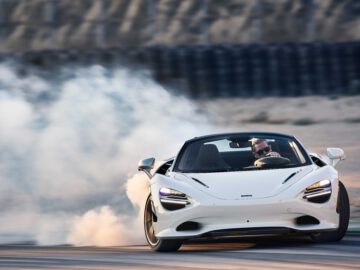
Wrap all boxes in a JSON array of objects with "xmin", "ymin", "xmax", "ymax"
[{"xmin": 266, "ymin": 152, "xmax": 281, "ymax": 157}]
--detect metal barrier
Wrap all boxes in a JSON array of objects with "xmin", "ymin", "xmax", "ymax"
[
  {"xmin": 137, "ymin": 42, "xmax": 360, "ymax": 97},
  {"xmin": 1, "ymin": 42, "xmax": 359, "ymax": 97}
]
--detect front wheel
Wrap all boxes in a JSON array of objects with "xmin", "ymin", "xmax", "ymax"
[
  {"xmin": 310, "ymin": 181, "xmax": 350, "ymax": 242},
  {"xmin": 144, "ymin": 195, "xmax": 182, "ymax": 252}
]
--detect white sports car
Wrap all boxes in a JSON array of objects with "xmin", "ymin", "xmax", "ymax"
[{"xmin": 138, "ymin": 132, "xmax": 349, "ymax": 252}]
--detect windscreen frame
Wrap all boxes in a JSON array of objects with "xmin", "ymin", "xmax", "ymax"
[{"xmin": 173, "ymin": 133, "xmax": 312, "ymax": 173}]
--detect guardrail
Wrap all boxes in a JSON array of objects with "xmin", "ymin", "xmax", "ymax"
[{"xmin": 1, "ymin": 42, "xmax": 359, "ymax": 98}]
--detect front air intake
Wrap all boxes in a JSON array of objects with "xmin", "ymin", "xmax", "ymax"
[
  {"xmin": 295, "ymin": 215, "xmax": 320, "ymax": 225},
  {"xmin": 160, "ymin": 200, "xmax": 186, "ymax": 211},
  {"xmin": 176, "ymin": 221, "xmax": 201, "ymax": 231}
]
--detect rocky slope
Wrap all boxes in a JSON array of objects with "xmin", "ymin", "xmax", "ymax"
[{"xmin": 0, "ymin": 0, "xmax": 359, "ymax": 52}]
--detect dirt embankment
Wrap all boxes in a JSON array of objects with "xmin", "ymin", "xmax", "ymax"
[{"xmin": 0, "ymin": 0, "xmax": 359, "ymax": 52}]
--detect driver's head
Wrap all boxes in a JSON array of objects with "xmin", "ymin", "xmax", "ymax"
[{"xmin": 251, "ymin": 138, "xmax": 271, "ymax": 159}]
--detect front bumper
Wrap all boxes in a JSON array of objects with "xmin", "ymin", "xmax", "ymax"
[{"xmin": 150, "ymin": 175, "xmax": 339, "ymax": 239}]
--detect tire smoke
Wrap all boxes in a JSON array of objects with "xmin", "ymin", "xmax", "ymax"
[{"xmin": 0, "ymin": 62, "xmax": 211, "ymax": 246}]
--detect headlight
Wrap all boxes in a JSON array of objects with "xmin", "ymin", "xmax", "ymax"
[
  {"xmin": 159, "ymin": 187, "xmax": 187, "ymax": 197},
  {"xmin": 306, "ymin": 179, "xmax": 331, "ymax": 190},
  {"xmin": 159, "ymin": 188, "xmax": 190, "ymax": 211},
  {"xmin": 303, "ymin": 179, "xmax": 332, "ymax": 203}
]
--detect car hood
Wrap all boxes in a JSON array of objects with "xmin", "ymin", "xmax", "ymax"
[{"xmin": 177, "ymin": 165, "xmax": 314, "ymax": 200}]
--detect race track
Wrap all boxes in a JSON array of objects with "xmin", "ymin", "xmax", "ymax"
[{"xmin": 1, "ymin": 233, "xmax": 359, "ymax": 269}]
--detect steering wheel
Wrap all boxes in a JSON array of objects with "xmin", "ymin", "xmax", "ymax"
[{"xmin": 254, "ymin": 156, "xmax": 291, "ymax": 168}]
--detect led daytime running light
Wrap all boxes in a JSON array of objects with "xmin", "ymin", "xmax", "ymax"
[
  {"xmin": 306, "ymin": 179, "xmax": 331, "ymax": 191},
  {"xmin": 159, "ymin": 187, "xmax": 186, "ymax": 197}
]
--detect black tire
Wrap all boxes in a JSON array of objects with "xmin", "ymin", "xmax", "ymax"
[
  {"xmin": 144, "ymin": 195, "xmax": 182, "ymax": 252},
  {"xmin": 310, "ymin": 181, "xmax": 350, "ymax": 242}
]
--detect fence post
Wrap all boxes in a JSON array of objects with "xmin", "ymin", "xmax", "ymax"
[
  {"xmin": 96, "ymin": 0, "xmax": 105, "ymax": 48},
  {"xmin": 44, "ymin": 0, "xmax": 55, "ymax": 50},
  {"xmin": 0, "ymin": 0, "xmax": 4, "ymax": 52},
  {"xmin": 305, "ymin": 0, "xmax": 316, "ymax": 42},
  {"xmin": 202, "ymin": 0, "xmax": 209, "ymax": 45},
  {"xmin": 147, "ymin": 0, "xmax": 157, "ymax": 45},
  {"xmin": 252, "ymin": 0, "xmax": 263, "ymax": 43}
]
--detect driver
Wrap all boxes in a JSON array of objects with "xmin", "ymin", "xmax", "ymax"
[{"xmin": 251, "ymin": 138, "xmax": 281, "ymax": 160}]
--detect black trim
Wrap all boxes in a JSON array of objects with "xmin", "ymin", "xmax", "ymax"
[
  {"xmin": 282, "ymin": 171, "xmax": 298, "ymax": 184},
  {"xmin": 191, "ymin": 177, "xmax": 209, "ymax": 188},
  {"xmin": 202, "ymin": 227, "xmax": 292, "ymax": 237},
  {"xmin": 186, "ymin": 132, "xmax": 295, "ymax": 143},
  {"xmin": 159, "ymin": 227, "xmax": 338, "ymax": 240},
  {"xmin": 160, "ymin": 201, "xmax": 186, "ymax": 211}
]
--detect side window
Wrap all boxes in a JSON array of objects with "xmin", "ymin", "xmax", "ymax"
[
  {"xmin": 176, "ymin": 142, "xmax": 201, "ymax": 171},
  {"xmin": 310, "ymin": 155, "xmax": 327, "ymax": 167},
  {"xmin": 155, "ymin": 160, "xmax": 174, "ymax": 175}
]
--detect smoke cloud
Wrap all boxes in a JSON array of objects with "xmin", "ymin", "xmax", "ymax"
[
  {"xmin": 0, "ymin": 62, "xmax": 211, "ymax": 246},
  {"xmin": 67, "ymin": 173, "xmax": 149, "ymax": 246}
]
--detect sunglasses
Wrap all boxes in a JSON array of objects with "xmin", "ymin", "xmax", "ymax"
[{"xmin": 256, "ymin": 146, "xmax": 271, "ymax": 156}]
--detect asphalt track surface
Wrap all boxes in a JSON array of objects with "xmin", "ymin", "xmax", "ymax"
[{"xmin": 1, "ymin": 233, "xmax": 359, "ymax": 270}]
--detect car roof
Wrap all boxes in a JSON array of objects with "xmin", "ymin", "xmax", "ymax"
[{"xmin": 186, "ymin": 132, "xmax": 295, "ymax": 143}]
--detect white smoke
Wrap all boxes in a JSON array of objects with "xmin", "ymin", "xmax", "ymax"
[
  {"xmin": 67, "ymin": 173, "xmax": 149, "ymax": 246},
  {"xmin": 0, "ymin": 62, "xmax": 211, "ymax": 246},
  {"xmin": 67, "ymin": 205, "xmax": 135, "ymax": 246}
]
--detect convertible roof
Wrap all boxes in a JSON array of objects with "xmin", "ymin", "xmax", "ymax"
[{"xmin": 186, "ymin": 132, "xmax": 295, "ymax": 143}]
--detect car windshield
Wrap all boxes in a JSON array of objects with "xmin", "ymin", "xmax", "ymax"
[{"xmin": 174, "ymin": 134, "xmax": 310, "ymax": 173}]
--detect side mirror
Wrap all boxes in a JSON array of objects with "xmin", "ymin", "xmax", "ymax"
[
  {"xmin": 327, "ymin": 148, "xmax": 345, "ymax": 166},
  {"xmin": 138, "ymin": 157, "xmax": 155, "ymax": 179}
]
